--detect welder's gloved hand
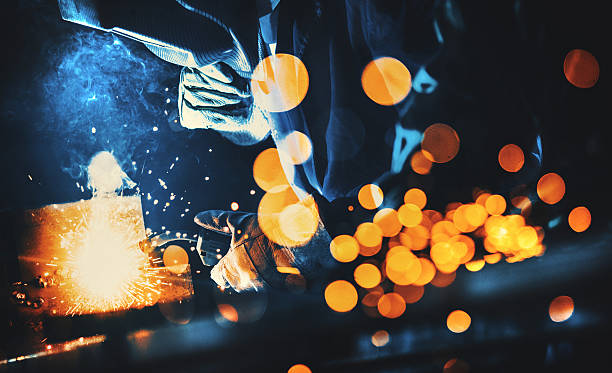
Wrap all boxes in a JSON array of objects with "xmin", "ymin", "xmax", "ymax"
[
  {"xmin": 179, "ymin": 63, "xmax": 270, "ymax": 145},
  {"xmin": 194, "ymin": 208, "xmax": 333, "ymax": 292}
]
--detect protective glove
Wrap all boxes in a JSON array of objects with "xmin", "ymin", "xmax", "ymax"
[
  {"xmin": 194, "ymin": 208, "xmax": 333, "ymax": 292},
  {"xmin": 179, "ymin": 63, "xmax": 270, "ymax": 145}
]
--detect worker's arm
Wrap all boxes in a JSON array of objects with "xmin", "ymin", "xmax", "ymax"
[
  {"xmin": 178, "ymin": 63, "xmax": 271, "ymax": 145},
  {"xmin": 194, "ymin": 203, "xmax": 335, "ymax": 292}
]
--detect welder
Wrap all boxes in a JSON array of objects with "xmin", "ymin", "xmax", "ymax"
[{"xmin": 58, "ymin": 0, "xmax": 544, "ymax": 292}]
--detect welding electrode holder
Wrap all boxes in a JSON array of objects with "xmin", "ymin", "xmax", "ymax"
[
  {"xmin": 138, "ymin": 228, "xmax": 231, "ymax": 268},
  {"xmin": 195, "ymin": 226, "xmax": 232, "ymax": 267}
]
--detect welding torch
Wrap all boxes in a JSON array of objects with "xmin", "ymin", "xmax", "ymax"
[{"xmin": 139, "ymin": 225, "xmax": 231, "ymax": 268}]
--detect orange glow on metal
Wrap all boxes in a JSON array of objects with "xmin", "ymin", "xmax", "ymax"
[
  {"xmin": 18, "ymin": 197, "xmax": 194, "ymax": 316},
  {"xmin": 361, "ymin": 57, "xmax": 412, "ymax": 106}
]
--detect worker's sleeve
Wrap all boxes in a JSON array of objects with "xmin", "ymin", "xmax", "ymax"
[
  {"xmin": 194, "ymin": 207, "xmax": 335, "ymax": 292},
  {"xmin": 178, "ymin": 63, "xmax": 271, "ymax": 145}
]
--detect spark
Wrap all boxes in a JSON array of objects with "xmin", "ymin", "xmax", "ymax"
[
  {"xmin": 153, "ymin": 126, "xmax": 159, "ymax": 132},
  {"xmin": 60, "ymin": 196, "xmax": 166, "ymax": 315}
]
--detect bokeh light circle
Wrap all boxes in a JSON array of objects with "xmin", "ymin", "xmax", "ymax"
[
  {"xmin": 485, "ymin": 194, "xmax": 506, "ymax": 216},
  {"xmin": 549, "ymin": 295, "xmax": 574, "ymax": 322},
  {"xmin": 398, "ymin": 203, "xmax": 423, "ymax": 228},
  {"xmin": 537, "ymin": 173, "xmax": 565, "ymax": 205},
  {"xmin": 288, "ymin": 364, "xmax": 312, "ymax": 373},
  {"xmin": 371, "ymin": 330, "xmax": 390, "ymax": 347},
  {"xmin": 354, "ymin": 263, "xmax": 382, "ymax": 289},
  {"xmin": 421, "ymin": 123, "xmax": 460, "ymax": 163},
  {"xmin": 324, "ymin": 280, "xmax": 358, "ymax": 313},
  {"xmin": 373, "ymin": 208, "xmax": 403, "ymax": 237},
  {"xmin": 377, "ymin": 293, "xmax": 406, "ymax": 319},
  {"xmin": 568, "ymin": 206, "xmax": 591, "ymax": 232},
  {"xmin": 447, "ymin": 310, "xmax": 471, "ymax": 333},
  {"xmin": 404, "ymin": 188, "xmax": 427, "ymax": 209},
  {"xmin": 251, "ymin": 53, "xmax": 309, "ymax": 112},
  {"xmin": 498, "ymin": 144, "xmax": 525, "ymax": 172},
  {"xmin": 162, "ymin": 245, "xmax": 189, "ymax": 274},
  {"xmin": 330, "ymin": 235, "xmax": 360, "ymax": 263},
  {"xmin": 278, "ymin": 131, "xmax": 312, "ymax": 165},
  {"xmin": 361, "ymin": 57, "xmax": 412, "ymax": 106},
  {"xmin": 564, "ymin": 49, "xmax": 599, "ymax": 88},
  {"xmin": 411, "ymin": 150, "xmax": 433, "ymax": 175},
  {"xmin": 253, "ymin": 148, "xmax": 293, "ymax": 192},
  {"xmin": 355, "ymin": 222, "xmax": 383, "ymax": 248},
  {"xmin": 358, "ymin": 184, "xmax": 384, "ymax": 210}
]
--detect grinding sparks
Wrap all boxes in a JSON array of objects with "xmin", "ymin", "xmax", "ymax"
[
  {"xmin": 48, "ymin": 152, "xmax": 191, "ymax": 315},
  {"xmin": 59, "ymin": 197, "xmax": 166, "ymax": 315}
]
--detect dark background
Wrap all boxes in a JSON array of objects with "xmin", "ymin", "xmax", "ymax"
[{"xmin": 1, "ymin": 0, "xmax": 611, "ymax": 372}]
